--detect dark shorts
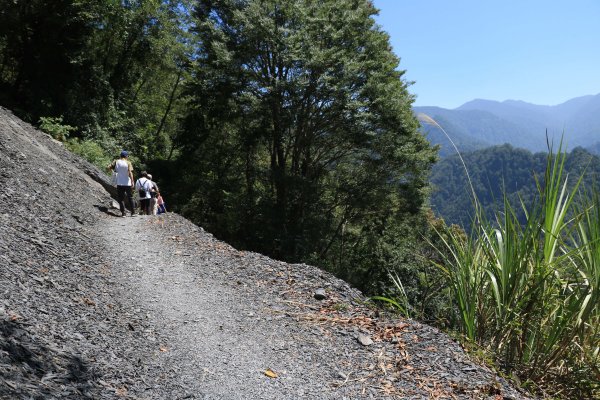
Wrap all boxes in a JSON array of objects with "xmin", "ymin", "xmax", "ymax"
[
  {"xmin": 117, "ymin": 185, "xmax": 133, "ymax": 199},
  {"xmin": 116, "ymin": 185, "xmax": 134, "ymax": 214},
  {"xmin": 140, "ymin": 198, "xmax": 150, "ymax": 209}
]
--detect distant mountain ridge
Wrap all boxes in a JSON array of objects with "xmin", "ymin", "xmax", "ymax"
[{"xmin": 415, "ymin": 93, "xmax": 600, "ymax": 157}]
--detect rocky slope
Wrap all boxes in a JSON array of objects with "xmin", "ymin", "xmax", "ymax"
[{"xmin": 0, "ymin": 107, "xmax": 532, "ymax": 399}]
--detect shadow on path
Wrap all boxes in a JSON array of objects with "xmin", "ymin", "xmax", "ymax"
[{"xmin": 94, "ymin": 204, "xmax": 122, "ymax": 218}]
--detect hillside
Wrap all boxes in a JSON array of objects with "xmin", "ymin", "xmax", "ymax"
[
  {"xmin": 429, "ymin": 144, "xmax": 600, "ymax": 229},
  {"xmin": 416, "ymin": 93, "xmax": 600, "ymax": 156},
  {"xmin": 0, "ymin": 107, "xmax": 531, "ymax": 399}
]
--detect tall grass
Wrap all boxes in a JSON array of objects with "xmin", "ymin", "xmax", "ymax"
[{"xmin": 421, "ymin": 115, "xmax": 599, "ymax": 397}]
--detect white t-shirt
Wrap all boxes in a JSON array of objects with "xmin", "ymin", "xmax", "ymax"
[
  {"xmin": 136, "ymin": 177, "xmax": 152, "ymax": 199},
  {"xmin": 114, "ymin": 159, "xmax": 132, "ymax": 186}
]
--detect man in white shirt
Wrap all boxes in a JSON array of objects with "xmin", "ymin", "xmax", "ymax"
[{"xmin": 108, "ymin": 150, "xmax": 136, "ymax": 217}]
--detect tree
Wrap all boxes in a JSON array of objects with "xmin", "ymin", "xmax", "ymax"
[
  {"xmin": 0, "ymin": 0, "xmax": 194, "ymax": 164},
  {"xmin": 74, "ymin": 0, "xmax": 194, "ymax": 160},
  {"xmin": 176, "ymin": 0, "xmax": 437, "ymax": 289},
  {"xmin": 0, "ymin": 0, "xmax": 97, "ymax": 119}
]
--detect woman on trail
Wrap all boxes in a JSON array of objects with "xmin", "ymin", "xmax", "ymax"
[
  {"xmin": 108, "ymin": 150, "xmax": 136, "ymax": 217},
  {"xmin": 135, "ymin": 171, "xmax": 153, "ymax": 215}
]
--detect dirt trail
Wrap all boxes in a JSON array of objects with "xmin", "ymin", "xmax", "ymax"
[{"xmin": 99, "ymin": 213, "xmax": 348, "ymax": 399}]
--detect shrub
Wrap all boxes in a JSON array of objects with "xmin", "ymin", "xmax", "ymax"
[
  {"xmin": 431, "ymin": 142, "xmax": 599, "ymax": 398},
  {"xmin": 39, "ymin": 116, "xmax": 76, "ymax": 142},
  {"xmin": 66, "ymin": 139, "xmax": 112, "ymax": 172}
]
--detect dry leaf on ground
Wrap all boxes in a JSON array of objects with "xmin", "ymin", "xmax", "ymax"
[{"xmin": 264, "ymin": 368, "xmax": 278, "ymax": 378}]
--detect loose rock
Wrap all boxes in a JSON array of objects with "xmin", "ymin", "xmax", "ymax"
[
  {"xmin": 357, "ymin": 334, "xmax": 373, "ymax": 346},
  {"xmin": 314, "ymin": 288, "xmax": 327, "ymax": 300}
]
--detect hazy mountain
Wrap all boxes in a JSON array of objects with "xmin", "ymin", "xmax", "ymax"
[
  {"xmin": 414, "ymin": 107, "xmax": 492, "ymax": 157},
  {"xmin": 588, "ymin": 141, "xmax": 600, "ymax": 155},
  {"xmin": 415, "ymin": 93, "xmax": 600, "ymax": 156}
]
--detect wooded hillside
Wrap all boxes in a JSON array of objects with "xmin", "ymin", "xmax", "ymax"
[{"xmin": 430, "ymin": 144, "xmax": 600, "ymax": 230}]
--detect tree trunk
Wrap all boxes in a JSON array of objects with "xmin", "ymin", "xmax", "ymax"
[{"xmin": 154, "ymin": 69, "xmax": 182, "ymax": 144}]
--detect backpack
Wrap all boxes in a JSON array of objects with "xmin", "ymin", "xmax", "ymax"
[{"xmin": 137, "ymin": 178, "xmax": 148, "ymax": 198}]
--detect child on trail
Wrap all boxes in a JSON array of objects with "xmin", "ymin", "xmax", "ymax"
[
  {"xmin": 157, "ymin": 194, "xmax": 167, "ymax": 214},
  {"xmin": 147, "ymin": 174, "xmax": 159, "ymax": 215}
]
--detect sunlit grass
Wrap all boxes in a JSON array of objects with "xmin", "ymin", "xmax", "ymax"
[{"xmin": 417, "ymin": 115, "xmax": 599, "ymax": 398}]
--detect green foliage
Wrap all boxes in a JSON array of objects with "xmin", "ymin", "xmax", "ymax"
[
  {"xmin": 369, "ymin": 271, "xmax": 412, "ymax": 317},
  {"xmin": 65, "ymin": 138, "xmax": 113, "ymax": 172},
  {"xmin": 172, "ymin": 0, "xmax": 437, "ymax": 298},
  {"xmin": 369, "ymin": 295, "xmax": 408, "ymax": 315},
  {"xmin": 0, "ymin": 0, "xmax": 194, "ymax": 163},
  {"xmin": 39, "ymin": 116, "xmax": 77, "ymax": 142},
  {"xmin": 432, "ymin": 144, "xmax": 600, "ymax": 398},
  {"xmin": 0, "ymin": 0, "xmax": 97, "ymax": 119},
  {"xmin": 430, "ymin": 144, "xmax": 600, "ymax": 230}
]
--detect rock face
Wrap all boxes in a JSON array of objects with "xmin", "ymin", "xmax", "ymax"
[
  {"xmin": 0, "ymin": 107, "xmax": 163, "ymax": 399},
  {"xmin": 0, "ymin": 107, "xmax": 533, "ymax": 399}
]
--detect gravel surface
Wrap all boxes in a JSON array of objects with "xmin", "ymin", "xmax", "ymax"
[{"xmin": 0, "ymin": 106, "xmax": 535, "ymax": 399}]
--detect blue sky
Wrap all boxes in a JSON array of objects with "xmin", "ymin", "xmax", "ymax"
[{"xmin": 373, "ymin": 0, "xmax": 600, "ymax": 109}]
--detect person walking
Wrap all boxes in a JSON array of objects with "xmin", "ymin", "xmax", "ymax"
[
  {"xmin": 108, "ymin": 150, "xmax": 136, "ymax": 217},
  {"xmin": 147, "ymin": 173, "xmax": 160, "ymax": 215},
  {"xmin": 135, "ymin": 171, "xmax": 153, "ymax": 215},
  {"xmin": 156, "ymin": 193, "xmax": 167, "ymax": 214}
]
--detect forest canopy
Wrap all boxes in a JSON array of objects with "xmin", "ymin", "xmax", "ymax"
[{"xmin": 430, "ymin": 144, "xmax": 600, "ymax": 230}]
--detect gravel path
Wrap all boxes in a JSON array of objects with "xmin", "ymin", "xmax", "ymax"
[
  {"xmin": 100, "ymin": 214, "xmax": 352, "ymax": 399},
  {"xmin": 0, "ymin": 106, "xmax": 533, "ymax": 399}
]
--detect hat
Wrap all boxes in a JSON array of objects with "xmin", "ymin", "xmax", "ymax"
[{"xmin": 120, "ymin": 150, "xmax": 129, "ymax": 157}]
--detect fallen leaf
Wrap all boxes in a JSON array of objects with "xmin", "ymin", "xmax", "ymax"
[
  {"xmin": 264, "ymin": 368, "xmax": 278, "ymax": 378},
  {"xmin": 115, "ymin": 387, "xmax": 128, "ymax": 397},
  {"xmin": 82, "ymin": 297, "xmax": 96, "ymax": 306}
]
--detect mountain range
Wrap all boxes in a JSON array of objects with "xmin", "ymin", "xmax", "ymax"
[{"xmin": 415, "ymin": 93, "xmax": 600, "ymax": 157}]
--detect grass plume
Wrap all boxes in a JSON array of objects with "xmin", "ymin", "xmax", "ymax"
[{"xmin": 418, "ymin": 115, "xmax": 599, "ymax": 397}]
